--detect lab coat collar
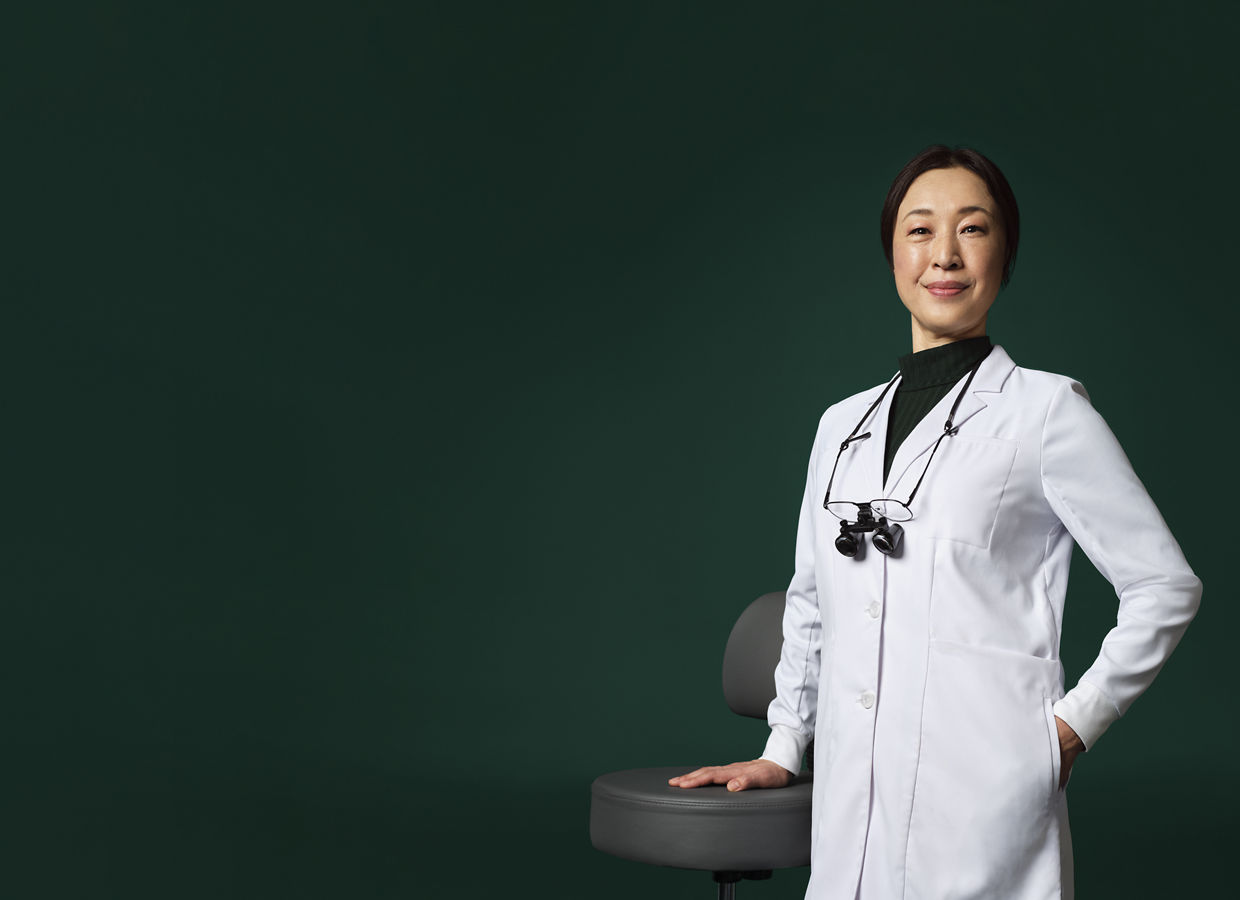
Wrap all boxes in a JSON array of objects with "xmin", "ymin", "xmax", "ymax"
[{"xmin": 872, "ymin": 343, "xmax": 1017, "ymax": 500}]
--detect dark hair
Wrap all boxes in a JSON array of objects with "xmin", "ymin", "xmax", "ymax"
[{"xmin": 879, "ymin": 145, "xmax": 1021, "ymax": 287}]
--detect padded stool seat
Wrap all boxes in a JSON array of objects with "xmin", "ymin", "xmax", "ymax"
[
  {"xmin": 590, "ymin": 766, "xmax": 813, "ymax": 872},
  {"xmin": 589, "ymin": 593, "xmax": 811, "ymax": 896}
]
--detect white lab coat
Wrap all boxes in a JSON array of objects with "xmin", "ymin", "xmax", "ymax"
[{"xmin": 760, "ymin": 344, "xmax": 1201, "ymax": 900}]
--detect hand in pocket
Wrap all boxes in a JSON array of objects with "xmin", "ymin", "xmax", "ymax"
[{"xmin": 1054, "ymin": 715, "xmax": 1085, "ymax": 790}]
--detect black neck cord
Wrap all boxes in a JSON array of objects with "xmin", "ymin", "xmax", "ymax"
[
  {"xmin": 901, "ymin": 343, "xmax": 994, "ymax": 506},
  {"xmin": 822, "ymin": 343, "xmax": 994, "ymax": 509},
  {"xmin": 821, "ymin": 371, "xmax": 900, "ymax": 505}
]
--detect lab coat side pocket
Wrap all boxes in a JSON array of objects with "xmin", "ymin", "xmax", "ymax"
[
  {"xmin": 904, "ymin": 641, "xmax": 1063, "ymax": 899},
  {"xmin": 1042, "ymin": 695, "xmax": 1063, "ymax": 797}
]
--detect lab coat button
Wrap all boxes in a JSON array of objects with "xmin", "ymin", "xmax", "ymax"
[
  {"xmin": 859, "ymin": 691, "xmax": 875, "ymax": 709},
  {"xmin": 866, "ymin": 601, "xmax": 880, "ymax": 618}
]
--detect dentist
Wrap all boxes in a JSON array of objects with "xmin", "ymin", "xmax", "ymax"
[{"xmin": 669, "ymin": 145, "xmax": 1201, "ymax": 899}]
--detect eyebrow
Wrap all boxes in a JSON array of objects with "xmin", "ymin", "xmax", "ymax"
[{"xmin": 902, "ymin": 205, "xmax": 992, "ymax": 220}]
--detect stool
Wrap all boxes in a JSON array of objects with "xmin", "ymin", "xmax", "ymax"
[{"xmin": 589, "ymin": 592, "xmax": 813, "ymax": 897}]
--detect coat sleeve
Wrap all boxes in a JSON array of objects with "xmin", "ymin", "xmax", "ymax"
[
  {"xmin": 1042, "ymin": 378, "xmax": 1202, "ymax": 751},
  {"xmin": 759, "ymin": 424, "xmax": 825, "ymax": 775}
]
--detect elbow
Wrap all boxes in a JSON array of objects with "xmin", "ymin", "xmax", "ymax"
[
  {"xmin": 1117, "ymin": 566, "xmax": 1202, "ymax": 625},
  {"xmin": 1168, "ymin": 569, "xmax": 1203, "ymax": 629},
  {"xmin": 1171, "ymin": 569, "xmax": 1202, "ymax": 625},
  {"xmin": 1187, "ymin": 573, "xmax": 1203, "ymax": 619}
]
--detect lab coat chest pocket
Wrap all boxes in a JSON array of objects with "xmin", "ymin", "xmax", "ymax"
[{"xmin": 917, "ymin": 435, "xmax": 1017, "ymax": 549}]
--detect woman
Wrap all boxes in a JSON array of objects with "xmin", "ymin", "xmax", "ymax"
[{"xmin": 669, "ymin": 146, "xmax": 1202, "ymax": 899}]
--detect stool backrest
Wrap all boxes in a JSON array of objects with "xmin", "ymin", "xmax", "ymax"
[{"xmin": 721, "ymin": 591, "xmax": 787, "ymax": 719}]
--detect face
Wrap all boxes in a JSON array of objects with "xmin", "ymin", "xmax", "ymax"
[{"xmin": 891, "ymin": 166, "xmax": 1005, "ymax": 351}]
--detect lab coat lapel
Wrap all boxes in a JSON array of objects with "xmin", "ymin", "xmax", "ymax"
[
  {"xmin": 859, "ymin": 375, "xmax": 898, "ymax": 499},
  {"xmin": 881, "ymin": 344, "xmax": 1017, "ymax": 500}
]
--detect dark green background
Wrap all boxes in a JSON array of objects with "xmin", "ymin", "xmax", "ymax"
[{"xmin": 4, "ymin": 2, "xmax": 1236, "ymax": 897}]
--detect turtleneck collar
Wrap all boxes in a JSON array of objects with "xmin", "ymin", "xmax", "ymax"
[{"xmin": 897, "ymin": 335, "xmax": 993, "ymax": 391}]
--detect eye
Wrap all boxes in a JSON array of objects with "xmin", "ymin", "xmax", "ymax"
[
  {"xmin": 961, "ymin": 224, "xmax": 986, "ymax": 234},
  {"xmin": 908, "ymin": 226, "xmax": 930, "ymax": 235}
]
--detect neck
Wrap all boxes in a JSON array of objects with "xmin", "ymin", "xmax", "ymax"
[{"xmin": 910, "ymin": 320, "xmax": 988, "ymax": 353}]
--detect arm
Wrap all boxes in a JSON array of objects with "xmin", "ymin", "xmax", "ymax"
[
  {"xmin": 670, "ymin": 425, "xmax": 824, "ymax": 790},
  {"xmin": 1041, "ymin": 379, "xmax": 1202, "ymax": 751},
  {"xmin": 758, "ymin": 444, "xmax": 823, "ymax": 774}
]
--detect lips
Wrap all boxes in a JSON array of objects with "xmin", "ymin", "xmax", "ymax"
[{"xmin": 924, "ymin": 280, "xmax": 969, "ymax": 297}]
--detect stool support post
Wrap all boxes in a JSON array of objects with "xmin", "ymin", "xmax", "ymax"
[{"xmin": 713, "ymin": 871, "xmax": 742, "ymax": 899}]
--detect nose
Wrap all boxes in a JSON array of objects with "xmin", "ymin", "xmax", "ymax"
[{"xmin": 933, "ymin": 233, "xmax": 962, "ymax": 270}]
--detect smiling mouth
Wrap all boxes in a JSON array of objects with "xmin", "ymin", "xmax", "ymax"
[{"xmin": 924, "ymin": 282, "xmax": 969, "ymax": 297}]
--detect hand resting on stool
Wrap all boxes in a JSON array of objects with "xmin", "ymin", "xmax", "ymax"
[{"xmin": 668, "ymin": 759, "xmax": 794, "ymax": 792}]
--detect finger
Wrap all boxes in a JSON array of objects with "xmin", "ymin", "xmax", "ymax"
[
  {"xmin": 673, "ymin": 777, "xmax": 711, "ymax": 789},
  {"xmin": 669, "ymin": 773, "xmax": 705, "ymax": 787},
  {"xmin": 729, "ymin": 767, "xmax": 763, "ymax": 791},
  {"xmin": 669, "ymin": 773, "xmax": 719, "ymax": 788},
  {"xmin": 735, "ymin": 764, "xmax": 787, "ymax": 791},
  {"xmin": 674, "ymin": 768, "xmax": 735, "ymax": 789}
]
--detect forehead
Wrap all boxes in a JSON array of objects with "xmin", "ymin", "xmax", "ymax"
[{"xmin": 898, "ymin": 167, "xmax": 994, "ymax": 215}]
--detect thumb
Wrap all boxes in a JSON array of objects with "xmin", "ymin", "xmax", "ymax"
[{"xmin": 727, "ymin": 777, "xmax": 746, "ymax": 792}]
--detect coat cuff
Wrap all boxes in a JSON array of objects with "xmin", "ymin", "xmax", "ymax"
[
  {"xmin": 1052, "ymin": 678, "xmax": 1120, "ymax": 751},
  {"xmin": 760, "ymin": 723, "xmax": 809, "ymax": 775}
]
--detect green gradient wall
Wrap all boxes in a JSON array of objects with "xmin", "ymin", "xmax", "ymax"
[{"xmin": 3, "ymin": 3, "xmax": 1235, "ymax": 897}]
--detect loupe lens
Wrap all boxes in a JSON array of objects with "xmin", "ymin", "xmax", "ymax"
[{"xmin": 873, "ymin": 521, "xmax": 904, "ymax": 555}]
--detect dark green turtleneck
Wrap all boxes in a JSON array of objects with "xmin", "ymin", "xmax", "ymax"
[{"xmin": 883, "ymin": 335, "xmax": 993, "ymax": 484}]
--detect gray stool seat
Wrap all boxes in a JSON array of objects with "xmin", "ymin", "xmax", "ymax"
[
  {"xmin": 590, "ymin": 766, "xmax": 813, "ymax": 871},
  {"xmin": 590, "ymin": 593, "xmax": 812, "ymax": 897}
]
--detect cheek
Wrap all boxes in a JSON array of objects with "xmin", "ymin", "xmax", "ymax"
[
  {"xmin": 966, "ymin": 237, "xmax": 1004, "ymax": 280},
  {"xmin": 892, "ymin": 244, "xmax": 923, "ymax": 280},
  {"xmin": 972, "ymin": 246, "xmax": 1004, "ymax": 285}
]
